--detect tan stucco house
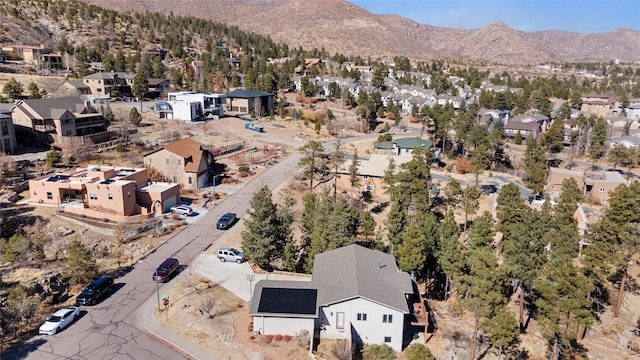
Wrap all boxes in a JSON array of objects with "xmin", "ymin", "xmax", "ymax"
[
  {"xmin": 144, "ymin": 138, "xmax": 212, "ymax": 191},
  {"xmin": 547, "ymin": 167, "xmax": 629, "ymax": 205},
  {"xmin": 225, "ymin": 90, "xmax": 275, "ymax": 115},
  {"xmin": 28, "ymin": 165, "xmax": 181, "ymax": 222},
  {"xmin": 11, "ymin": 97, "xmax": 109, "ymax": 146}
]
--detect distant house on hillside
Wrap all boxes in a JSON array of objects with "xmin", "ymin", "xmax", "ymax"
[
  {"xmin": 82, "ymin": 72, "xmax": 134, "ymax": 97},
  {"xmin": 11, "ymin": 97, "xmax": 110, "ymax": 146},
  {"xmin": 374, "ymin": 137, "xmax": 433, "ymax": 156},
  {"xmin": 547, "ymin": 167, "xmax": 629, "ymax": 205}
]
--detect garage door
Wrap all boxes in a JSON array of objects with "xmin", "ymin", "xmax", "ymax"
[{"xmin": 163, "ymin": 195, "xmax": 179, "ymax": 213}]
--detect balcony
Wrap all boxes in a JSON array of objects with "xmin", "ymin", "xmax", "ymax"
[{"xmin": 34, "ymin": 124, "xmax": 56, "ymax": 132}]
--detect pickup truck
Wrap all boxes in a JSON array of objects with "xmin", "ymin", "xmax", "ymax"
[{"xmin": 216, "ymin": 213, "xmax": 237, "ymax": 230}]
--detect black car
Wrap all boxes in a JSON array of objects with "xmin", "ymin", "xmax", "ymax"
[
  {"xmin": 76, "ymin": 276, "xmax": 114, "ymax": 306},
  {"xmin": 216, "ymin": 213, "xmax": 237, "ymax": 230}
]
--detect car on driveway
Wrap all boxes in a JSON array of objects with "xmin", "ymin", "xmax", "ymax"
[
  {"xmin": 217, "ymin": 247, "xmax": 246, "ymax": 263},
  {"xmin": 39, "ymin": 307, "xmax": 80, "ymax": 335},
  {"xmin": 216, "ymin": 213, "xmax": 237, "ymax": 230},
  {"xmin": 170, "ymin": 205, "xmax": 194, "ymax": 216}
]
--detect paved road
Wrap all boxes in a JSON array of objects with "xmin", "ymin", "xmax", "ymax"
[{"xmin": 4, "ymin": 153, "xmax": 303, "ymax": 360}]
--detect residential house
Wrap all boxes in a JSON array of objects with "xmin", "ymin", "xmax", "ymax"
[
  {"xmin": 156, "ymin": 92, "xmax": 226, "ymax": 121},
  {"xmin": 11, "ymin": 97, "xmax": 110, "ymax": 146},
  {"xmin": 610, "ymin": 135, "xmax": 640, "ymax": 148},
  {"xmin": 0, "ymin": 106, "xmax": 17, "ymax": 153},
  {"xmin": 504, "ymin": 113, "xmax": 549, "ymax": 140},
  {"xmin": 625, "ymin": 104, "xmax": 640, "ymax": 120},
  {"xmin": 0, "ymin": 45, "xmax": 62, "ymax": 69},
  {"xmin": 547, "ymin": 167, "xmax": 629, "ymax": 205},
  {"xmin": 28, "ymin": 165, "xmax": 181, "ymax": 222},
  {"xmin": 250, "ymin": 244, "xmax": 414, "ymax": 352},
  {"xmin": 375, "ymin": 137, "xmax": 433, "ymax": 157},
  {"xmin": 144, "ymin": 138, "xmax": 212, "ymax": 191},
  {"xmin": 147, "ymin": 78, "xmax": 171, "ymax": 99},
  {"xmin": 478, "ymin": 108, "xmax": 510, "ymax": 131},
  {"xmin": 58, "ymin": 80, "xmax": 92, "ymax": 96},
  {"xmin": 225, "ymin": 90, "xmax": 275, "ymax": 115},
  {"xmin": 605, "ymin": 117, "xmax": 631, "ymax": 139},
  {"xmin": 82, "ymin": 72, "xmax": 134, "ymax": 97},
  {"xmin": 580, "ymin": 94, "xmax": 622, "ymax": 118}
]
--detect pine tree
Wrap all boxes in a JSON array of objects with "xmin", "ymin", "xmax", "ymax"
[
  {"xmin": 524, "ymin": 137, "xmax": 548, "ymax": 195},
  {"xmin": 388, "ymin": 147, "xmax": 433, "ymax": 213},
  {"xmin": 535, "ymin": 256, "xmax": 594, "ymax": 360},
  {"xmin": 65, "ymin": 240, "xmax": 97, "ymax": 284},
  {"xmin": 461, "ymin": 185, "xmax": 481, "ymax": 231},
  {"xmin": 348, "ymin": 146, "xmax": 361, "ymax": 199},
  {"xmin": 496, "ymin": 183, "xmax": 527, "ymax": 237},
  {"xmin": 443, "ymin": 178, "xmax": 463, "ymax": 215},
  {"xmin": 385, "ymin": 200, "xmax": 408, "ymax": 248},
  {"xmin": 241, "ymin": 186, "xmax": 290, "ymax": 270},
  {"xmin": 437, "ymin": 212, "xmax": 463, "ymax": 298},
  {"xmin": 298, "ymin": 140, "xmax": 326, "ymax": 191}
]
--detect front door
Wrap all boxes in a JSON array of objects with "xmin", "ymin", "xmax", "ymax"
[{"xmin": 336, "ymin": 312, "xmax": 345, "ymax": 329}]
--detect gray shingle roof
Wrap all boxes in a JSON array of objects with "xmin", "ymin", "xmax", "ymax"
[
  {"xmin": 227, "ymin": 90, "xmax": 274, "ymax": 98},
  {"xmin": 14, "ymin": 97, "xmax": 91, "ymax": 119},
  {"xmin": 313, "ymin": 244, "xmax": 412, "ymax": 313}
]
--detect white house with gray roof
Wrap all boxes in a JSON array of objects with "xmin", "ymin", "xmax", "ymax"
[{"xmin": 249, "ymin": 244, "xmax": 414, "ymax": 352}]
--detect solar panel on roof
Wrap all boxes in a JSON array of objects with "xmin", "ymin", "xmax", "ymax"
[{"xmin": 257, "ymin": 288, "xmax": 317, "ymax": 315}]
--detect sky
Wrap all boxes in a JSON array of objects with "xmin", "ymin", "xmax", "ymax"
[{"xmin": 348, "ymin": 1, "xmax": 639, "ymax": 34}]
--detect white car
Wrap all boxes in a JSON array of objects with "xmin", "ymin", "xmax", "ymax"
[
  {"xmin": 170, "ymin": 205, "xmax": 194, "ymax": 216},
  {"xmin": 39, "ymin": 307, "xmax": 79, "ymax": 335}
]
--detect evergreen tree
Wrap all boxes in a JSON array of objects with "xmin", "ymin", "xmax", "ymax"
[
  {"xmin": 514, "ymin": 130, "xmax": 523, "ymax": 145},
  {"xmin": 385, "ymin": 200, "xmax": 408, "ymax": 248},
  {"xmin": 588, "ymin": 117, "xmax": 607, "ymax": 165},
  {"xmin": 133, "ymin": 71, "xmax": 149, "ymax": 113},
  {"xmin": 298, "ymin": 140, "xmax": 326, "ymax": 191},
  {"xmin": 535, "ymin": 256, "xmax": 594, "ymax": 360},
  {"xmin": 129, "ymin": 107, "xmax": 142, "ymax": 126},
  {"xmin": 470, "ymin": 144, "xmax": 491, "ymax": 185},
  {"xmin": 608, "ymin": 143, "xmax": 632, "ymax": 170},
  {"xmin": 2, "ymin": 77, "xmax": 23, "ymax": 99},
  {"xmin": 65, "ymin": 240, "xmax": 97, "ymax": 284},
  {"xmin": 461, "ymin": 185, "xmax": 481, "ymax": 231},
  {"xmin": 524, "ymin": 137, "xmax": 548, "ymax": 195},
  {"xmin": 387, "ymin": 147, "xmax": 433, "ymax": 213},
  {"xmin": 27, "ymin": 82, "xmax": 42, "ymax": 99},
  {"xmin": 241, "ymin": 186, "xmax": 290, "ymax": 269},
  {"xmin": 348, "ymin": 146, "xmax": 361, "ymax": 199},
  {"xmin": 437, "ymin": 212, "xmax": 463, "ymax": 298},
  {"xmin": 443, "ymin": 178, "xmax": 463, "ymax": 215},
  {"xmin": 45, "ymin": 146, "xmax": 62, "ymax": 168},
  {"xmin": 397, "ymin": 223, "xmax": 427, "ymax": 273}
]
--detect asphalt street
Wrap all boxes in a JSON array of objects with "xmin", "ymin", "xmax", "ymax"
[{"xmin": 4, "ymin": 153, "xmax": 303, "ymax": 360}]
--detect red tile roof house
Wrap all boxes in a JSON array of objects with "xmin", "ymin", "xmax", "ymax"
[
  {"xmin": 28, "ymin": 165, "xmax": 181, "ymax": 222},
  {"xmin": 249, "ymin": 244, "xmax": 415, "ymax": 353},
  {"xmin": 143, "ymin": 138, "xmax": 213, "ymax": 192}
]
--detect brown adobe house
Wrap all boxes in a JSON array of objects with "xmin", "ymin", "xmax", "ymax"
[
  {"xmin": 547, "ymin": 167, "xmax": 629, "ymax": 205},
  {"xmin": 143, "ymin": 138, "xmax": 213, "ymax": 192},
  {"xmin": 28, "ymin": 165, "xmax": 181, "ymax": 222}
]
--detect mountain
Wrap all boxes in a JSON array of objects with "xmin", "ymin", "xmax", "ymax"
[{"xmin": 76, "ymin": 0, "xmax": 640, "ymax": 64}]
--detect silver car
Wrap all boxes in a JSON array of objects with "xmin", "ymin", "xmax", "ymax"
[{"xmin": 217, "ymin": 247, "xmax": 246, "ymax": 263}]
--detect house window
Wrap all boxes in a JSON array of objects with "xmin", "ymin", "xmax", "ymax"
[
  {"xmin": 108, "ymin": 193, "xmax": 113, "ymax": 200},
  {"xmin": 146, "ymin": 158, "xmax": 151, "ymax": 164},
  {"xmin": 601, "ymin": 198, "xmax": 607, "ymax": 204},
  {"xmin": 90, "ymin": 193, "xmax": 97, "ymax": 200},
  {"xmin": 178, "ymin": 159, "xmax": 182, "ymax": 165},
  {"xmin": 173, "ymin": 176, "xmax": 177, "ymax": 183},
  {"xmin": 188, "ymin": 177, "xmax": 192, "ymax": 184},
  {"xmin": 599, "ymin": 188, "xmax": 605, "ymax": 192},
  {"xmin": 384, "ymin": 336, "xmax": 391, "ymax": 343},
  {"xmin": 383, "ymin": 314, "xmax": 393, "ymax": 323},
  {"xmin": 46, "ymin": 192, "xmax": 53, "ymax": 200},
  {"xmin": 357, "ymin": 313, "xmax": 367, "ymax": 321},
  {"xmin": 362, "ymin": 175, "xmax": 369, "ymax": 180},
  {"xmin": 166, "ymin": 159, "xmax": 170, "ymax": 165},
  {"xmin": 33, "ymin": 191, "xmax": 37, "ymax": 196},
  {"xmin": 127, "ymin": 191, "xmax": 131, "ymax": 198}
]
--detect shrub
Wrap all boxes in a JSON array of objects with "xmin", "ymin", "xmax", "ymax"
[
  {"xmin": 274, "ymin": 334, "xmax": 283, "ymax": 342},
  {"xmin": 296, "ymin": 329, "xmax": 310, "ymax": 348},
  {"xmin": 454, "ymin": 156, "xmax": 473, "ymax": 174},
  {"xmin": 264, "ymin": 334, "xmax": 274, "ymax": 343},
  {"xmin": 403, "ymin": 343, "xmax": 434, "ymax": 360},
  {"xmin": 239, "ymin": 165, "xmax": 250, "ymax": 173},
  {"xmin": 362, "ymin": 344, "xmax": 396, "ymax": 360},
  {"xmin": 283, "ymin": 335, "xmax": 292, "ymax": 342}
]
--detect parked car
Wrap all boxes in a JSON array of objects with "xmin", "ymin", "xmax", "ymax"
[
  {"xmin": 76, "ymin": 276, "xmax": 114, "ymax": 306},
  {"xmin": 170, "ymin": 205, "xmax": 193, "ymax": 216},
  {"xmin": 217, "ymin": 247, "xmax": 246, "ymax": 263},
  {"xmin": 39, "ymin": 307, "xmax": 79, "ymax": 335},
  {"xmin": 153, "ymin": 258, "xmax": 180, "ymax": 282},
  {"xmin": 216, "ymin": 213, "xmax": 237, "ymax": 230}
]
